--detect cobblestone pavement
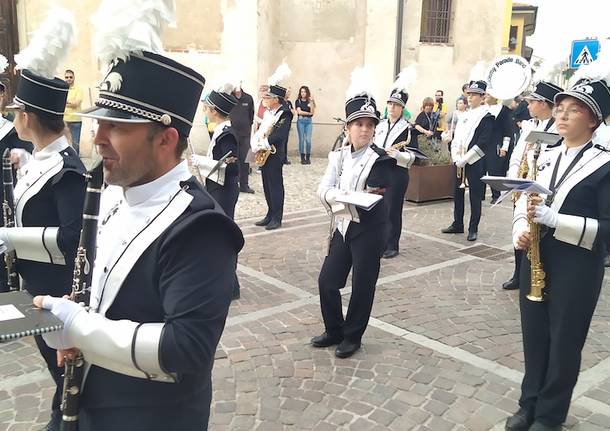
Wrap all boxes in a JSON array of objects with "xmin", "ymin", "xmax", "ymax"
[{"xmin": 2, "ymin": 158, "xmax": 610, "ymax": 430}]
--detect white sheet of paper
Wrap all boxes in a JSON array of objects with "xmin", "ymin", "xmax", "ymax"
[
  {"xmin": 0, "ymin": 304, "xmax": 25, "ymax": 322},
  {"xmin": 335, "ymin": 191, "xmax": 383, "ymax": 211}
]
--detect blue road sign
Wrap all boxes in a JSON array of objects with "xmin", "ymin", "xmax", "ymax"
[{"xmin": 570, "ymin": 39, "xmax": 600, "ymax": 69}]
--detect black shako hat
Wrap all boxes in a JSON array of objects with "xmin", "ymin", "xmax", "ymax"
[
  {"xmin": 388, "ymin": 89, "xmax": 408, "ymax": 107},
  {"xmin": 266, "ymin": 84, "xmax": 287, "ymax": 99},
  {"xmin": 6, "ymin": 69, "xmax": 69, "ymax": 117},
  {"xmin": 205, "ymin": 90, "xmax": 238, "ymax": 117},
  {"xmin": 79, "ymin": 51, "xmax": 205, "ymax": 137},
  {"xmin": 345, "ymin": 95, "xmax": 379, "ymax": 124},
  {"xmin": 524, "ymin": 81, "xmax": 563, "ymax": 104},
  {"xmin": 467, "ymin": 80, "xmax": 487, "ymax": 94},
  {"xmin": 554, "ymin": 78, "xmax": 610, "ymax": 122}
]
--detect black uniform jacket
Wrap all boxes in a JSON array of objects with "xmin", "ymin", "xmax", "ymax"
[
  {"xmin": 205, "ymin": 124, "xmax": 239, "ymax": 193},
  {"xmin": 467, "ymin": 113, "xmax": 494, "ymax": 178},
  {"xmin": 81, "ymin": 177, "xmax": 244, "ymax": 431},
  {"xmin": 266, "ymin": 104, "xmax": 291, "ymax": 159}
]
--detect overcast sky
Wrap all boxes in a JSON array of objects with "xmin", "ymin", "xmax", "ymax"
[{"xmin": 522, "ymin": 0, "xmax": 610, "ymax": 62}]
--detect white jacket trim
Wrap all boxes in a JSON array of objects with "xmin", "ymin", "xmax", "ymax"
[
  {"xmin": 554, "ymin": 214, "xmax": 598, "ymax": 251},
  {"xmin": 9, "ymin": 226, "xmax": 65, "ymax": 265}
]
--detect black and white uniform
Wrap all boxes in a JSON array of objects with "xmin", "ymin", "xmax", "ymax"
[
  {"xmin": 11, "ymin": 136, "xmax": 85, "ymax": 414},
  {"xmin": 193, "ymin": 120, "xmax": 240, "ymax": 219},
  {"xmin": 62, "ymin": 161, "xmax": 243, "ymax": 431},
  {"xmin": 450, "ymin": 105, "xmax": 494, "ymax": 233},
  {"xmin": 487, "ymin": 104, "xmax": 514, "ymax": 199},
  {"xmin": 513, "ymin": 141, "xmax": 610, "ymax": 426},
  {"xmin": 317, "ymin": 144, "xmax": 395, "ymax": 343},
  {"xmin": 261, "ymin": 104, "xmax": 291, "ymax": 224},
  {"xmin": 373, "ymin": 117, "xmax": 415, "ymax": 252},
  {"xmin": 0, "ymin": 118, "xmax": 34, "ymax": 292}
]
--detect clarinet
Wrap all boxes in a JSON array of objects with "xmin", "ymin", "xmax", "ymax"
[
  {"xmin": 2, "ymin": 148, "xmax": 19, "ymax": 291},
  {"xmin": 60, "ymin": 160, "xmax": 104, "ymax": 431}
]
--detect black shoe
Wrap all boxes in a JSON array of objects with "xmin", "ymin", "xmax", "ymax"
[
  {"xmin": 240, "ymin": 187, "xmax": 255, "ymax": 194},
  {"xmin": 305, "ymin": 154, "xmax": 311, "ymax": 164},
  {"xmin": 504, "ymin": 408, "xmax": 534, "ymax": 431},
  {"xmin": 467, "ymin": 231, "xmax": 478, "ymax": 241},
  {"xmin": 284, "ymin": 159, "xmax": 291, "ymax": 165},
  {"xmin": 40, "ymin": 410, "xmax": 61, "ymax": 431},
  {"xmin": 382, "ymin": 249, "xmax": 399, "ymax": 259},
  {"xmin": 441, "ymin": 224, "xmax": 464, "ymax": 234},
  {"xmin": 335, "ymin": 340, "xmax": 361, "ymax": 358},
  {"xmin": 502, "ymin": 277, "xmax": 519, "ymax": 290},
  {"xmin": 265, "ymin": 220, "xmax": 282, "ymax": 230},
  {"xmin": 490, "ymin": 197, "xmax": 499, "ymax": 204},
  {"xmin": 528, "ymin": 421, "xmax": 562, "ymax": 431},
  {"xmin": 254, "ymin": 217, "xmax": 271, "ymax": 226},
  {"xmin": 311, "ymin": 332, "xmax": 343, "ymax": 347},
  {"xmin": 300, "ymin": 154, "xmax": 306, "ymax": 164},
  {"xmin": 605, "ymin": 254, "xmax": 610, "ymax": 267}
]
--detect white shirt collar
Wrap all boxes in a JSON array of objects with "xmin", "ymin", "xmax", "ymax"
[
  {"xmin": 561, "ymin": 140, "xmax": 591, "ymax": 158},
  {"xmin": 33, "ymin": 135, "xmax": 70, "ymax": 160},
  {"xmin": 123, "ymin": 160, "xmax": 192, "ymax": 207}
]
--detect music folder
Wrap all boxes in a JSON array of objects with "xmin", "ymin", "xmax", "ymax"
[
  {"xmin": 524, "ymin": 130, "xmax": 560, "ymax": 146},
  {"xmin": 0, "ymin": 290, "xmax": 63, "ymax": 343},
  {"xmin": 481, "ymin": 176, "xmax": 552, "ymax": 195},
  {"xmin": 335, "ymin": 191, "xmax": 383, "ymax": 211},
  {"xmin": 404, "ymin": 147, "xmax": 429, "ymax": 160}
]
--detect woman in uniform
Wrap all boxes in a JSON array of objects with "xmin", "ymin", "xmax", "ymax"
[
  {"xmin": 373, "ymin": 69, "xmax": 417, "ymax": 259},
  {"xmin": 311, "ymin": 68, "xmax": 395, "ymax": 358},
  {"xmin": 507, "ymin": 67, "xmax": 610, "ymax": 431}
]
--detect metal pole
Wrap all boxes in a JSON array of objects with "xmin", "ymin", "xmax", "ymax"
[{"xmin": 394, "ymin": 0, "xmax": 405, "ymax": 78}]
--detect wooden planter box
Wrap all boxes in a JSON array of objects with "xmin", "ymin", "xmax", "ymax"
[{"xmin": 406, "ymin": 164, "xmax": 455, "ymax": 203}]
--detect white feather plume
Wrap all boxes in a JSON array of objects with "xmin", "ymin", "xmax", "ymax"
[
  {"xmin": 267, "ymin": 62, "xmax": 291, "ymax": 86},
  {"xmin": 91, "ymin": 0, "xmax": 176, "ymax": 67},
  {"xmin": 392, "ymin": 65, "xmax": 417, "ymax": 91},
  {"xmin": 469, "ymin": 61, "xmax": 488, "ymax": 82},
  {"xmin": 572, "ymin": 38, "xmax": 610, "ymax": 85},
  {"xmin": 0, "ymin": 55, "xmax": 8, "ymax": 74},
  {"xmin": 217, "ymin": 81, "xmax": 235, "ymax": 94},
  {"xmin": 14, "ymin": 7, "xmax": 76, "ymax": 79},
  {"xmin": 346, "ymin": 66, "xmax": 375, "ymax": 100},
  {"xmin": 534, "ymin": 58, "xmax": 566, "ymax": 84}
]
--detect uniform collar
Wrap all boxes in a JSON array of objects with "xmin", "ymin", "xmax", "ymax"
[
  {"xmin": 33, "ymin": 135, "xmax": 70, "ymax": 160},
  {"xmin": 123, "ymin": 160, "xmax": 191, "ymax": 207},
  {"xmin": 561, "ymin": 140, "xmax": 591, "ymax": 157}
]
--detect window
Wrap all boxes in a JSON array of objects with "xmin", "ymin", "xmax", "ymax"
[
  {"xmin": 419, "ymin": 0, "xmax": 452, "ymax": 44},
  {"xmin": 509, "ymin": 26, "xmax": 518, "ymax": 50}
]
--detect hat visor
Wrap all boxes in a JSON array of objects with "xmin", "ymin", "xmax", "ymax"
[
  {"xmin": 346, "ymin": 111, "xmax": 380, "ymax": 125},
  {"xmin": 554, "ymin": 91, "xmax": 602, "ymax": 121},
  {"xmin": 466, "ymin": 89, "xmax": 485, "ymax": 95},
  {"xmin": 387, "ymin": 97, "xmax": 405, "ymax": 107},
  {"xmin": 5, "ymin": 100, "xmax": 25, "ymax": 111},
  {"xmin": 76, "ymin": 106, "xmax": 153, "ymax": 123}
]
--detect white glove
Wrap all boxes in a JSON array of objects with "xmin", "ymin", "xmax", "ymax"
[
  {"xmin": 10, "ymin": 149, "xmax": 31, "ymax": 169},
  {"xmin": 189, "ymin": 154, "xmax": 205, "ymax": 167},
  {"xmin": 0, "ymin": 227, "xmax": 14, "ymax": 252},
  {"xmin": 40, "ymin": 295, "xmax": 85, "ymax": 350},
  {"xmin": 455, "ymin": 157, "xmax": 467, "ymax": 168},
  {"xmin": 533, "ymin": 204, "xmax": 558, "ymax": 228}
]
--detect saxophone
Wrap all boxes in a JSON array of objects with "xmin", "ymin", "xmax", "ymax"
[
  {"xmin": 253, "ymin": 112, "xmax": 281, "ymax": 167},
  {"xmin": 2, "ymin": 149, "xmax": 19, "ymax": 291},
  {"xmin": 526, "ymin": 143, "xmax": 545, "ymax": 302},
  {"xmin": 513, "ymin": 143, "xmax": 531, "ymax": 203},
  {"xmin": 59, "ymin": 161, "xmax": 104, "ymax": 431},
  {"xmin": 456, "ymin": 145, "xmax": 468, "ymax": 189}
]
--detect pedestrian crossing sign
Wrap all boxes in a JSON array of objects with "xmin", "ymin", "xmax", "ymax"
[{"xmin": 570, "ymin": 39, "xmax": 600, "ymax": 69}]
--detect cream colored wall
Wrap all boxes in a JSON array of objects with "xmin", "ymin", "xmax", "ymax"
[{"xmin": 15, "ymin": 0, "xmax": 511, "ymax": 157}]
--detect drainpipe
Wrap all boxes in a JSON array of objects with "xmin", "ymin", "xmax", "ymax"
[{"xmin": 394, "ymin": 0, "xmax": 405, "ymax": 78}]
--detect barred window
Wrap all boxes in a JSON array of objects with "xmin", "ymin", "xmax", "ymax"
[{"xmin": 420, "ymin": 0, "xmax": 452, "ymax": 44}]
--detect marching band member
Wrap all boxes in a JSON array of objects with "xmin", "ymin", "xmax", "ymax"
[
  {"xmin": 374, "ymin": 67, "xmax": 417, "ymax": 259},
  {"xmin": 507, "ymin": 59, "xmax": 610, "ymax": 431},
  {"xmin": 191, "ymin": 82, "xmax": 240, "ymax": 218},
  {"xmin": 252, "ymin": 63, "xmax": 292, "ymax": 230},
  {"xmin": 312, "ymin": 68, "xmax": 395, "ymax": 358},
  {"xmin": 33, "ymin": 2, "xmax": 244, "ymax": 429},
  {"xmin": 484, "ymin": 93, "xmax": 513, "ymax": 204},
  {"xmin": 441, "ymin": 79, "xmax": 494, "ymax": 241},
  {"xmin": 1, "ymin": 10, "xmax": 85, "ymax": 431},
  {"xmin": 502, "ymin": 81, "xmax": 562, "ymax": 291}
]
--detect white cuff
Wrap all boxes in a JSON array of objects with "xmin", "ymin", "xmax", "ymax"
[
  {"xmin": 501, "ymin": 137, "xmax": 511, "ymax": 152},
  {"xmin": 9, "ymin": 227, "xmax": 65, "ymax": 264},
  {"xmin": 464, "ymin": 145, "xmax": 485, "ymax": 165},
  {"xmin": 192, "ymin": 155, "xmax": 226, "ymax": 185},
  {"xmin": 554, "ymin": 214, "xmax": 599, "ymax": 250},
  {"xmin": 512, "ymin": 216, "xmax": 529, "ymax": 249},
  {"xmin": 320, "ymin": 188, "xmax": 347, "ymax": 215},
  {"xmin": 71, "ymin": 312, "xmax": 175, "ymax": 383},
  {"xmin": 393, "ymin": 151, "xmax": 415, "ymax": 168}
]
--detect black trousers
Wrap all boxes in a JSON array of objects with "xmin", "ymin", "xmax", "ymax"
[
  {"xmin": 318, "ymin": 225, "xmax": 385, "ymax": 343},
  {"xmin": 34, "ymin": 335, "xmax": 63, "ymax": 412},
  {"xmin": 209, "ymin": 181, "xmax": 239, "ymax": 220},
  {"xmin": 518, "ymin": 239, "xmax": 604, "ymax": 426},
  {"xmin": 486, "ymin": 147, "xmax": 508, "ymax": 199},
  {"xmin": 282, "ymin": 126, "xmax": 291, "ymax": 163},
  {"xmin": 452, "ymin": 166, "xmax": 484, "ymax": 233},
  {"xmin": 385, "ymin": 167, "xmax": 409, "ymax": 251},
  {"xmin": 261, "ymin": 153, "xmax": 284, "ymax": 223},
  {"xmin": 236, "ymin": 134, "xmax": 251, "ymax": 189}
]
